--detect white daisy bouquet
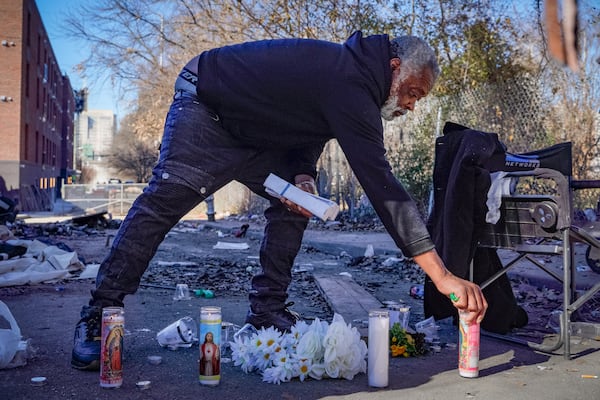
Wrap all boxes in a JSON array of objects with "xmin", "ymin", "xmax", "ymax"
[{"xmin": 230, "ymin": 313, "xmax": 368, "ymax": 384}]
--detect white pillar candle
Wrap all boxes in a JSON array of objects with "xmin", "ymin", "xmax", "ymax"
[{"xmin": 368, "ymin": 310, "xmax": 389, "ymax": 388}]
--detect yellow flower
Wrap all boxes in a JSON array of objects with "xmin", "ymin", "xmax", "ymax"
[
  {"xmin": 392, "ymin": 336, "xmax": 398, "ymax": 343},
  {"xmin": 391, "ymin": 344, "xmax": 406, "ymax": 357}
]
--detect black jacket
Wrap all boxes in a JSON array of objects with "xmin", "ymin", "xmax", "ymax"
[
  {"xmin": 195, "ymin": 31, "xmax": 433, "ymax": 257},
  {"xmin": 425, "ymin": 122, "xmax": 524, "ymax": 334}
]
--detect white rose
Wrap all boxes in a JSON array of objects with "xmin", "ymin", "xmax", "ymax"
[{"xmin": 297, "ymin": 327, "xmax": 325, "ymax": 362}]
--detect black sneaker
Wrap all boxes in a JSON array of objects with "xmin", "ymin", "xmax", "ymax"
[
  {"xmin": 71, "ymin": 306, "xmax": 102, "ymax": 370},
  {"xmin": 245, "ymin": 303, "xmax": 301, "ymax": 333}
]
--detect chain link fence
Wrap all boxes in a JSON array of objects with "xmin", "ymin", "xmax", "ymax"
[
  {"xmin": 359, "ymin": 75, "xmax": 599, "ymax": 214},
  {"xmin": 61, "ymin": 181, "xmax": 264, "ymax": 220}
]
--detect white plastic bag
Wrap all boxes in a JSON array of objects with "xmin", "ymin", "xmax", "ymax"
[{"xmin": 0, "ymin": 300, "xmax": 21, "ymax": 368}]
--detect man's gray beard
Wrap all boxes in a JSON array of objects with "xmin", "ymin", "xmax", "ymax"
[{"xmin": 380, "ymin": 96, "xmax": 406, "ymax": 121}]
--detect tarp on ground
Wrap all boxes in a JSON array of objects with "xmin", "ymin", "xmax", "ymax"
[{"xmin": 0, "ymin": 239, "xmax": 84, "ymax": 287}]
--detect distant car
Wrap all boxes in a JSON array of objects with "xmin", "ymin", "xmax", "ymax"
[
  {"xmin": 108, "ymin": 178, "xmax": 122, "ymax": 184},
  {"xmin": 124, "ymin": 180, "xmax": 135, "ymax": 184}
]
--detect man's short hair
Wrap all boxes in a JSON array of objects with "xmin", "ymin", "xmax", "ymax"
[{"xmin": 390, "ymin": 36, "xmax": 440, "ymax": 81}]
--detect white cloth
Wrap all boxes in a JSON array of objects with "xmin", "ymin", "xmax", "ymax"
[{"xmin": 486, "ymin": 172, "xmax": 512, "ymax": 224}]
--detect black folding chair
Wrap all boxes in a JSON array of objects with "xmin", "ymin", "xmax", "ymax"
[{"xmin": 477, "ymin": 142, "xmax": 600, "ymax": 359}]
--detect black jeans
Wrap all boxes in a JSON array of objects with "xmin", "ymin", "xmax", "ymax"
[{"xmin": 91, "ymin": 90, "xmax": 308, "ymax": 313}]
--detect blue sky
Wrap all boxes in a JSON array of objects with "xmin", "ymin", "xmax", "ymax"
[{"xmin": 35, "ymin": 0, "xmax": 120, "ymax": 115}]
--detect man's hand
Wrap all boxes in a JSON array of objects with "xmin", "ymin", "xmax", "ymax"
[
  {"xmin": 413, "ymin": 250, "xmax": 488, "ymax": 324},
  {"xmin": 279, "ymin": 174, "xmax": 315, "ymax": 218},
  {"xmin": 433, "ymin": 274, "xmax": 488, "ymax": 324}
]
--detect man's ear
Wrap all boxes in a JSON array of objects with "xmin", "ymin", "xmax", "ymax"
[{"xmin": 390, "ymin": 58, "xmax": 401, "ymax": 71}]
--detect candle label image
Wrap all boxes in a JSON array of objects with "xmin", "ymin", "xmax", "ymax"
[
  {"xmin": 458, "ymin": 312, "xmax": 480, "ymax": 378},
  {"xmin": 100, "ymin": 307, "xmax": 125, "ymax": 388},
  {"xmin": 199, "ymin": 306, "xmax": 222, "ymax": 386}
]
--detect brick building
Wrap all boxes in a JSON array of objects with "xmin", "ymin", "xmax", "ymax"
[{"xmin": 0, "ymin": 0, "xmax": 75, "ymax": 212}]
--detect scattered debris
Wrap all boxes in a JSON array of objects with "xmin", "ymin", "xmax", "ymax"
[
  {"xmin": 30, "ymin": 377, "xmax": 47, "ymax": 386},
  {"xmin": 71, "ymin": 211, "xmax": 115, "ymax": 228},
  {"xmin": 212, "ymin": 241, "xmax": 250, "ymax": 250},
  {"xmin": 147, "ymin": 355, "xmax": 162, "ymax": 365},
  {"xmin": 410, "ymin": 284, "xmax": 425, "ymax": 300},
  {"xmin": 0, "ymin": 240, "xmax": 84, "ymax": 287},
  {"xmin": 0, "ymin": 213, "xmax": 598, "ymax": 343},
  {"xmin": 136, "ymin": 380, "xmax": 151, "ymax": 390},
  {"xmin": 233, "ymin": 224, "xmax": 249, "ymax": 238}
]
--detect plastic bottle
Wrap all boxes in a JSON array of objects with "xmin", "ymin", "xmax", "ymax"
[{"xmin": 458, "ymin": 311, "xmax": 480, "ymax": 378}]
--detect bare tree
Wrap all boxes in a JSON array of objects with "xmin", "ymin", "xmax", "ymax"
[
  {"xmin": 531, "ymin": 0, "xmax": 600, "ymax": 181},
  {"xmin": 62, "ymin": 0, "xmax": 600, "ymax": 213},
  {"xmin": 109, "ymin": 112, "xmax": 159, "ymax": 183}
]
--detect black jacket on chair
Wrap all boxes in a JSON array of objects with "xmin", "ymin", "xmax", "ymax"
[{"xmin": 425, "ymin": 122, "xmax": 526, "ymax": 334}]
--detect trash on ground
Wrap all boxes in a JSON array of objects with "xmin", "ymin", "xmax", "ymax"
[
  {"xmin": 0, "ymin": 239, "xmax": 84, "ymax": 287},
  {"xmin": 233, "ymin": 323, "xmax": 258, "ymax": 342},
  {"xmin": 155, "ymin": 261, "xmax": 198, "ymax": 267},
  {"xmin": 363, "ymin": 244, "xmax": 374, "ymax": 257},
  {"xmin": 293, "ymin": 265, "xmax": 314, "ymax": 273},
  {"xmin": 30, "ymin": 376, "xmax": 47, "ymax": 386},
  {"xmin": 409, "ymin": 284, "xmax": 424, "ymax": 300},
  {"xmin": 147, "ymin": 355, "xmax": 162, "ymax": 365},
  {"xmin": 571, "ymin": 322, "xmax": 600, "ymax": 341},
  {"xmin": 381, "ymin": 256, "xmax": 406, "ymax": 267},
  {"xmin": 415, "ymin": 316, "xmax": 440, "ymax": 342},
  {"xmin": 194, "ymin": 289, "xmax": 214, "ymax": 298},
  {"xmin": 75, "ymin": 264, "xmax": 99, "ymax": 280},
  {"xmin": 136, "ymin": 380, "xmax": 152, "ymax": 389},
  {"xmin": 233, "ymin": 224, "xmax": 249, "ymax": 238},
  {"xmin": 0, "ymin": 302, "xmax": 36, "ymax": 370},
  {"xmin": 0, "ymin": 300, "xmax": 22, "ymax": 369},
  {"xmin": 212, "ymin": 241, "xmax": 249, "ymax": 250},
  {"xmin": 156, "ymin": 316, "xmax": 197, "ymax": 350},
  {"xmin": 173, "ymin": 283, "xmax": 191, "ymax": 300}
]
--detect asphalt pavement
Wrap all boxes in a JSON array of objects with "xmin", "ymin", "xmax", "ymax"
[{"xmin": 0, "ymin": 213, "xmax": 599, "ymax": 399}]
